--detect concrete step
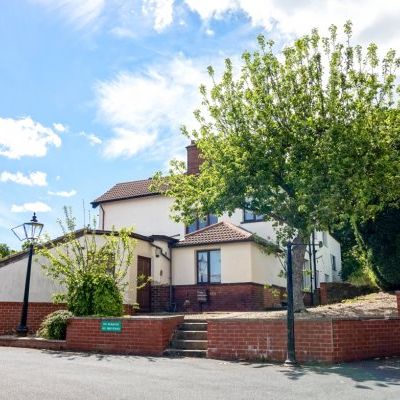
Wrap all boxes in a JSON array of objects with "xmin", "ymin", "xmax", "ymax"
[
  {"xmin": 164, "ymin": 349, "xmax": 207, "ymax": 358},
  {"xmin": 180, "ymin": 322, "xmax": 207, "ymax": 331},
  {"xmin": 175, "ymin": 330, "xmax": 207, "ymax": 340},
  {"xmin": 171, "ymin": 339, "xmax": 208, "ymax": 350}
]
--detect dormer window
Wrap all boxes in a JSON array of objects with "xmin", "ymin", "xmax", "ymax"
[{"xmin": 186, "ymin": 214, "xmax": 218, "ymax": 234}]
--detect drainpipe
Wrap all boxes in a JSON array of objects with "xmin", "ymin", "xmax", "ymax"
[
  {"xmin": 312, "ymin": 231, "xmax": 318, "ymax": 303},
  {"xmin": 168, "ymin": 242, "xmax": 173, "ymax": 312},
  {"xmin": 309, "ymin": 242, "xmax": 314, "ymax": 306},
  {"xmin": 99, "ymin": 204, "xmax": 105, "ymax": 230}
]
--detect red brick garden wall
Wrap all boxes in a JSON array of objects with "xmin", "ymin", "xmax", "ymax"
[
  {"xmin": 172, "ymin": 283, "xmax": 265, "ymax": 312},
  {"xmin": 66, "ymin": 315, "xmax": 183, "ymax": 356},
  {"xmin": 0, "ymin": 302, "xmax": 66, "ymax": 335},
  {"xmin": 319, "ymin": 282, "xmax": 376, "ymax": 305},
  {"xmin": 332, "ymin": 319, "xmax": 400, "ymax": 362},
  {"xmin": 207, "ymin": 317, "xmax": 400, "ymax": 363}
]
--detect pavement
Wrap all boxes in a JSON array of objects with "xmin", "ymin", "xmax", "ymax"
[{"xmin": 0, "ymin": 347, "xmax": 399, "ymax": 400}]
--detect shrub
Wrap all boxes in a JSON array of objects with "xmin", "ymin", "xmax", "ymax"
[
  {"xmin": 38, "ymin": 310, "xmax": 73, "ymax": 340},
  {"xmin": 37, "ymin": 207, "xmax": 137, "ymax": 317},
  {"xmin": 358, "ymin": 207, "xmax": 400, "ymax": 290}
]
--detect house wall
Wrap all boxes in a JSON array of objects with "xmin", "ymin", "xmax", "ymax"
[
  {"xmin": 172, "ymin": 242, "xmax": 252, "ymax": 285},
  {"xmin": 100, "ymin": 195, "xmax": 185, "ymax": 239},
  {"xmin": 0, "ymin": 234, "xmax": 154, "ymax": 306},
  {"xmin": 0, "ymin": 254, "xmax": 64, "ymax": 303},
  {"xmin": 98, "ymin": 196, "xmax": 342, "ymax": 285},
  {"xmin": 250, "ymin": 243, "xmax": 286, "ymax": 287},
  {"xmin": 314, "ymin": 232, "xmax": 342, "ymax": 285}
]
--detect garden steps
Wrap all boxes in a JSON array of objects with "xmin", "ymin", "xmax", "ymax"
[{"xmin": 164, "ymin": 319, "xmax": 208, "ymax": 358}]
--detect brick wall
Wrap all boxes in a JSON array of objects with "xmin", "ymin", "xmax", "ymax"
[
  {"xmin": 0, "ymin": 302, "xmax": 66, "ymax": 335},
  {"xmin": 319, "ymin": 282, "xmax": 376, "ymax": 305},
  {"xmin": 66, "ymin": 315, "xmax": 183, "ymax": 356},
  {"xmin": 173, "ymin": 283, "xmax": 265, "ymax": 312},
  {"xmin": 151, "ymin": 285, "xmax": 170, "ymax": 312},
  {"xmin": 186, "ymin": 142, "xmax": 203, "ymax": 175},
  {"xmin": 332, "ymin": 318, "xmax": 400, "ymax": 362},
  {"xmin": 207, "ymin": 317, "xmax": 400, "ymax": 363}
]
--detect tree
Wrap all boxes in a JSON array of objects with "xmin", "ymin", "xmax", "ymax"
[
  {"xmin": 155, "ymin": 22, "xmax": 400, "ymax": 311},
  {"xmin": 36, "ymin": 207, "xmax": 137, "ymax": 316},
  {"xmin": 0, "ymin": 243, "xmax": 14, "ymax": 259}
]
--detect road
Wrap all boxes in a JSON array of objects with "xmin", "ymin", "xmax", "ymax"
[{"xmin": 0, "ymin": 347, "xmax": 399, "ymax": 400}]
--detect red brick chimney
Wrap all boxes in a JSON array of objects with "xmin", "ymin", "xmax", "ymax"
[{"xmin": 186, "ymin": 141, "xmax": 203, "ymax": 174}]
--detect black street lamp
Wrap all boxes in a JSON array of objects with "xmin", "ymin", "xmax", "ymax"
[
  {"xmin": 285, "ymin": 237, "xmax": 322, "ymax": 366},
  {"xmin": 11, "ymin": 212, "xmax": 44, "ymax": 336}
]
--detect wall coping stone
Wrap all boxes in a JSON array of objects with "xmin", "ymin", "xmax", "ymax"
[
  {"xmin": 206, "ymin": 315, "xmax": 400, "ymax": 323},
  {"xmin": 69, "ymin": 315, "xmax": 184, "ymax": 321}
]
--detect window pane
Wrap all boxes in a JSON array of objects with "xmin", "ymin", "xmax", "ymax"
[
  {"xmin": 209, "ymin": 250, "xmax": 221, "ymax": 283},
  {"xmin": 198, "ymin": 217, "xmax": 207, "ymax": 230},
  {"xmin": 255, "ymin": 213, "xmax": 264, "ymax": 221},
  {"xmin": 208, "ymin": 214, "xmax": 218, "ymax": 225},
  {"xmin": 244, "ymin": 209, "xmax": 254, "ymax": 221},
  {"xmin": 187, "ymin": 221, "xmax": 197, "ymax": 234},
  {"xmin": 197, "ymin": 252, "xmax": 208, "ymax": 283}
]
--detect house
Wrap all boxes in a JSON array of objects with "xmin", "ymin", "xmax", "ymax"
[
  {"xmin": 0, "ymin": 143, "xmax": 342, "ymax": 316},
  {"xmin": 89, "ymin": 142, "xmax": 342, "ymax": 312}
]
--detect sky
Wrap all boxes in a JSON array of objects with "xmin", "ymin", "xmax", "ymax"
[{"xmin": 0, "ymin": 0, "xmax": 399, "ymax": 249}]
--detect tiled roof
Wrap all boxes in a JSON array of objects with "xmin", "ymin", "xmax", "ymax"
[
  {"xmin": 92, "ymin": 179, "xmax": 158, "ymax": 206},
  {"xmin": 174, "ymin": 221, "xmax": 254, "ymax": 247}
]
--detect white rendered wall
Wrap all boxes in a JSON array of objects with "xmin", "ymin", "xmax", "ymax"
[
  {"xmin": 101, "ymin": 196, "xmax": 185, "ymax": 239},
  {"xmin": 0, "ymin": 234, "xmax": 154, "ymax": 305},
  {"xmin": 172, "ymin": 242, "xmax": 253, "ymax": 285},
  {"xmin": 250, "ymin": 243, "xmax": 286, "ymax": 287}
]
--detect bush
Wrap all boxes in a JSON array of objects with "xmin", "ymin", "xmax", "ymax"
[
  {"xmin": 92, "ymin": 274, "xmax": 124, "ymax": 316},
  {"xmin": 358, "ymin": 207, "xmax": 400, "ymax": 290},
  {"xmin": 38, "ymin": 310, "xmax": 73, "ymax": 340}
]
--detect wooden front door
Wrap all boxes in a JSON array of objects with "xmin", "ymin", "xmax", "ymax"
[{"xmin": 137, "ymin": 256, "xmax": 151, "ymax": 312}]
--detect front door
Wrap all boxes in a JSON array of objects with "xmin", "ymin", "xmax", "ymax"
[{"xmin": 137, "ymin": 256, "xmax": 151, "ymax": 312}]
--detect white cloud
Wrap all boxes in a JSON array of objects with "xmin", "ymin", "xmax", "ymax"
[
  {"xmin": 95, "ymin": 56, "xmax": 208, "ymax": 158},
  {"xmin": 79, "ymin": 131, "xmax": 102, "ymax": 146},
  {"xmin": 48, "ymin": 189, "xmax": 77, "ymax": 197},
  {"xmin": 0, "ymin": 116, "xmax": 61, "ymax": 159},
  {"xmin": 53, "ymin": 123, "xmax": 67, "ymax": 132},
  {"xmin": 34, "ymin": 0, "xmax": 105, "ymax": 30},
  {"xmin": 142, "ymin": 0, "xmax": 174, "ymax": 32},
  {"xmin": 0, "ymin": 171, "xmax": 48, "ymax": 187},
  {"xmin": 183, "ymin": 0, "xmax": 400, "ymax": 49},
  {"xmin": 11, "ymin": 202, "xmax": 52, "ymax": 213}
]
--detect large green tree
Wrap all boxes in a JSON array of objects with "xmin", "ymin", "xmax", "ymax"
[{"xmin": 156, "ymin": 22, "xmax": 400, "ymax": 311}]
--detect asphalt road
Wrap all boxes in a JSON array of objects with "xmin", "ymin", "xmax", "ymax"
[{"xmin": 0, "ymin": 348, "xmax": 399, "ymax": 400}]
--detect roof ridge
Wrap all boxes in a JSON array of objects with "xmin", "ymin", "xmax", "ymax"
[
  {"xmin": 115, "ymin": 178, "xmax": 153, "ymax": 185},
  {"xmin": 220, "ymin": 221, "xmax": 253, "ymax": 237}
]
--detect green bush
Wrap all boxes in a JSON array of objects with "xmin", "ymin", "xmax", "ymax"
[
  {"xmin": 93, "ymin": 274, "xmax": 124, "ymax": 316},
  {"xmin": 38, "ymin": 310, "xmax": 74, "ymax": 340},
  {"xmin": 66, "ymin": 272, "xmax": 123, "ymax": 317},
  {"xmin": 358, "ymin": 207, "xmax": 400, "ymax": 290}
]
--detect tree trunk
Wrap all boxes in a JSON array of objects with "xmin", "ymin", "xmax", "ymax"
[{"xmin": 292, "ymin": 235, "xmax": 307, "ymax": 312}]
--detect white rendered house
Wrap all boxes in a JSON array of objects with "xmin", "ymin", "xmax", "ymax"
[{"xmin": 89, "ymin": 143, "xmax": 342, "ymax": 312}]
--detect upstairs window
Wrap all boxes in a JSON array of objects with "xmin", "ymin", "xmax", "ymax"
[
  {"xmin": 243, "ymin": 208, "xmax": 264, "ymax": 223},
  {"xmin": 197, "ymin": 250, "xmax": 221, "ymax": 284},
  {"xmin": 186, "ymin": 214, "xmax": 218, "ymax": 234},
  {"xmin": 330, "ymin": 254, "xmax": 337, "ymax": 271},
  {"xmin": 322, "ymin": 231, "xmax": 328, "ymax": 247}
]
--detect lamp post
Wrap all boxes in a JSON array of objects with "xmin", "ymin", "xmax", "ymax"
[
  {"xmin": 285, "ymin": 236, "xmax": 323, "ymax": 366},
  {"xmin": 11, "ymin": 213, "xmax": 44, "ymax": 336}
]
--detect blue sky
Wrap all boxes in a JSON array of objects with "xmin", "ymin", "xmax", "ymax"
[{"xmin": 0, "ymin": 0, "xmax": 399, "ymax": 249}]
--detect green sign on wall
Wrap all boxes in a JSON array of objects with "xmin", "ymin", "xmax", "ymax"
[{"xmin": 100, "ymin": 320, "xmax": 122, "ymax": 333}]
